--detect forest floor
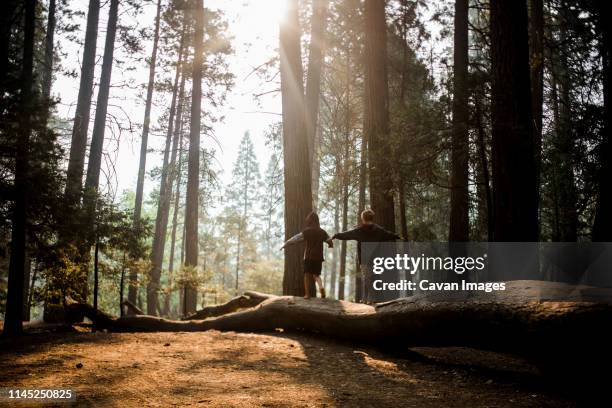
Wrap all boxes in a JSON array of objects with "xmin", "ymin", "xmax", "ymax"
[{"xmin": 0, "ymin": 329, "xmax": 584, "ymax": 407}]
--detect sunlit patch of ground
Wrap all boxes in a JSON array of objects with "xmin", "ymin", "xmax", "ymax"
[{"xmin": 0, "ymin": 330, "xmax": 579, "ymax": 407}]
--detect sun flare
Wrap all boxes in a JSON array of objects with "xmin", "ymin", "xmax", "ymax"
[{"xmin": 267, "ymin": 0, "xmax": 289, "ymax": 24}]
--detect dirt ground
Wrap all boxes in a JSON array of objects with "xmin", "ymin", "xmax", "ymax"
[{"xmin": 0, "ymin": 330, "xmax": 582, "ymax": 407}]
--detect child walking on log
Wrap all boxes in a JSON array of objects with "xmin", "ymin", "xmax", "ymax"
[
  {"xmin": 332, "ymin": 209, "xmax": 401, "ymax": 303},
  {"xmin": 281, "ymin": 212, "xmax": 333, "ymax": 299}
]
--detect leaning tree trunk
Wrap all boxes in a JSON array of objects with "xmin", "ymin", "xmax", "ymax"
[
  {"xmin": 593, "ymin": 3, "xmax": 612, "ymax": 242},
  {"xmin": 4, "ymin": 0, "xmax": 36, "ymax": 337},
  {"xmin": 449, "ymin": 0, "xmax": 470, "ymax": 243},
  {"xmin": 184, "ymin": 0, "xmax": 205, "ymax": 314},
  {"xmin": 364, "ymin": 0, "xmax": 395, "ymax": 232},
  {"xmin": 305, "ymin": 0, "xmax": 328, "ymax": 209},
  {"xmin": 280, "ymin": 0, "xmax": 314, "ymax": 296},
  {"xmin": 133, "ymin": 0, "xmax": 163, "ymax": 228},
  {"xmin": 64, "ymin": 0, "xmax": 100, "ymax": 216},
  {"xmin": 148, "ymin": 31, "xmax": 186, "ymax": 315},
  {"xmin": 490, "ymin": 0, "xmax": 538, "ymax": 241}
]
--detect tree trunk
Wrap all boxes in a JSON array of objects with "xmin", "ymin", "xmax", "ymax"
[
  {"xmin": 529, "ymin": 0, "xmax": 544, "ymax": 203},
  {"xmin": 119, "ymin": 253, "xmax": 126, "ymax": 316},
  {"xmin": 22, "ymin": 256, "xmax": 31, "ymax": 321},
  {"xmin": 305, "ymin": 0, "xmax": 328, "ymax": 209},
  {"xmin": 235, "ymin": 224, "xmax": 242, "ymax": 294},
  {"xmin": 26, "ymin": 260, "xmax": 38, "ymax": 321},
  {"xmin": 449, "ymin": 0, "xmax": 470, "ymax": 242},
  {"xmin": 330, "ymin": 199, "xmax": 339, "ymax": 298},
  {"xmin": 4, "ymin": 0, "xmax": 37, "ymax": 337},
  {"xmin": 83, "ymin": 0, "xmax": 119, "ymax": 247},
  {"xmin": 398, "ymin": 182, "xmax": 408, "ymax": 239},
  {"xmin": 593, "ymin": 4, "xmax": 612, "ymax": 241},
  {"xmin": 364, "ymin": 0, "xmax": 395, "ymax": 232},
  {"xmin": 280, "ymin": 0, "xmax": 314, "ymax": 296},
  {"xmin": 184, "ymin": 0, "xmax": 205, "ymax": 314},
  {"xmin": 339, "ymin": 182, "xmax": 349, "ymax": 300},
  {"xmin": 355, "ymin": 133, "xmax": 367, "ymax": 302},
  {"xmin": 489, "ymin": 0, "xmax": 538, "ymax": 241},
  {"xmin": 474, "ymin": 98, "xmax": 493, "ymax": 240},
  {"xmin": 64, "ymin": 0, "xmax": 100, "ymax": 214},
  {"xmin": 93, "ymin": 237, "xmax": 99, "ymax": 314},
  {"xmin": 148, "ymin": 32, "xmax": 185, "ymax": 315},
  {"xmin": 133, "ymin": 0, "xmax": 163, "ymax": 227},
  {"xmin": 164, "ymin": 69, "xmax": 187, "ymax": 317},
  {"xmin": 121, "ymin": 299, "xmax": 144, "ymax": 316},
  {"xmin": 41, "ymin": 0, "xmax": 56, "ymax": 124},
  {"xmin": 551, "ymin": 11, "xmax": 577, "ymax": 242},
  {"xmin": 312, "ymin": 128, "xmax": 322, "ymax": 209},
  {"xmin": 182, "ymin": 292, "xmax": 270, "ymax": 320}
]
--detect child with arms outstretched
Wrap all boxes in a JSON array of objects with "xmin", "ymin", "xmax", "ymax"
[{"xmin": 281, "ymin": 212, "xmax": 333, "ymax": 299}]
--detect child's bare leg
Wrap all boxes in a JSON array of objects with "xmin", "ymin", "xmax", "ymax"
[
  {"xmin": 314, "ymin": 275, "xmax": 325, "ymax": 298},
  {"xmin": 303, "ymin": 273, "xmax": 311, "ymax": 298}
]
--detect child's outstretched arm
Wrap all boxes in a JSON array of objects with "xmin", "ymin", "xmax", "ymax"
[
  {"xmin": 332, "ymin": 227, "xmax": 362, "ymax": 241},
  {"xmin": 280, "ymin": 232, "xmax": 304, "ymax": 250}
]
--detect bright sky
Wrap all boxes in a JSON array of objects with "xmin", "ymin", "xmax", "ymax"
[{"xmin": 53, "ymin": 0, "xmax": 286, "ymax": 202}]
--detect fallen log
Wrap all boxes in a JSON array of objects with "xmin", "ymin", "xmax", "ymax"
[
  {"xmin": 66, "ymin": 281, "xmax": 612, "ymax": 395},
  {"xmin": 121, "ymin": 299, "xmax": 144, "ymax": 316},
  {"xmin": 68, "ymin": 289, "xmax": 612, "ymax": 356},
  {"xmin": 182, "ymin": 291, "xmax": 272, "ymax": 320}
]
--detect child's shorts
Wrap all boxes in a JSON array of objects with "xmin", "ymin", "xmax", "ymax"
[{"xmin": 303, "ymin": 260, "xmax": 323, "ymax": 275}]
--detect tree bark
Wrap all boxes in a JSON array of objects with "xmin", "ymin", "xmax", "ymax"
[
  {"xmin": 489, "ymin": 0, "xmax": 538, "ymax": 241},
  {"xmin": 163, "ymin": 67, "xmax": 187, "ymax": 317},
  {"xmin": 593, "ymin": 3, "xmax": 612, "ymax": 241},
  {"xmin": 184, "ymin": 0, "xmax": 205, "ymax": 314},
  {"xmin": 330, "ymin": 199, "xmax": 339, "ymax": 298},
  {"xmin": 280, "ymin": 0, "xmax": 314, "ymax": 296},
  {"xmin": 64, "ymin": 0, "xmax": 100, "ymax": 214},
  {"xmin": 133, "ymin": 0, "xmax": 163, "ymax": 228},
  {"xmin": 449, "ymin": 0, "xmax": 470, "ymax": 242},
  {"xmin": 364, "ymin": 0, "xmax": 395, "ymax": 232},
  {"xmin": 305, "ymin": 0, "xmax": 329, "ymax": 209},
  {"xmin": 4, "ymin": 0, "xmax": 37, "ymax": 337},
  {"xmin": 83, "ymin": 0, "xmax": 119, "ymax": 248},
  {"xmin": 147, "ymin": 32, "xmax": 186, "ymax": 315}
]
